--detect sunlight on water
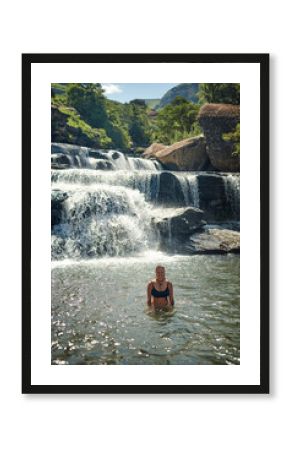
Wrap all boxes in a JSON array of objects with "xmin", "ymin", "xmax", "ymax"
[{"xmin": 52, "ymin": 254, "xmax": 240, "ymax": 365}]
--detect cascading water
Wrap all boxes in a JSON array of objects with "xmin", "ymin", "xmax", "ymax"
[
  {"xmin": 175, "ymin": 173, "xmax": 200, "ymax": 208},
  {"xmin": 51, "ymin": 144, "xmax": 240, "ymax": 260},
  {"xmin": 52, "ymin": 143, "xmax": 162, "ymax": 171},
  {"xmin": 52, "ymin": 185, "xmax": 157, "ymax": 260}
]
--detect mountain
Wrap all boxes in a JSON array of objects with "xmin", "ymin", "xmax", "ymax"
[{"xmin": 158, "ymin": 83, "xmax": 199, "ymax": 109}]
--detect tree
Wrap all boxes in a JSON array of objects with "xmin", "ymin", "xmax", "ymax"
[
  {"xmin": 128, "ymin": 101, "xmax": 152, "ymax": 147},
  {"xmin": 154, "ymin": 97, "xmax": 200, "ymax": 144},
  {"xmin": 67, "ymin": 83, "xmax": 108, "ymax": 128},
  {"xmin": 198, "ymin": 84, "xmax": 240, "ymax": 105}
]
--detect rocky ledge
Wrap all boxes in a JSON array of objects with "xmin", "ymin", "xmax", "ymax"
[
  {"xmin": 151, "ymin": 207, "xmax": 240, "ymax": 255},
  {"xmin": 184, "ymin": 227, "xmax": 240, "ymax": 254}
]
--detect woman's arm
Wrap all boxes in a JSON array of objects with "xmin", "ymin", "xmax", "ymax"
[
  {"xmin": 147, "ymin": 281, "xmax": 153, "ymax": 306},
  {"xmin": 168, "ymin": 282, "xmax": 174, "ymax": 306}
]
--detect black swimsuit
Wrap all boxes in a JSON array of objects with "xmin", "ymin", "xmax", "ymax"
[{"xmin": 151, "ymin": 283, "xmax": 169, "ymax": 298}]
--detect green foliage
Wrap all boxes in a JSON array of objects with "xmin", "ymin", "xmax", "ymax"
[
  {"xmin": 198, "ymin": 84, "xmax": 240, "ymax": 105},
  {"xmin": 153, "ymin": 97, "xmax": 200, "ymax": 144},
  {"xmin": 128, "ymin": 101, "xmax": 152, "ymax": 147},
  {"xmin": 59, "ymin": 106, "xmax": 112, "ymax": 148},
  {"xmin": 222, "ymin": 123, "xmax": 240, "ymax": 155},
  {"xmin": 67, "ymin": 83, "xmax": 107, "ymax": 129},
  {"xmin": 52, "ymin": 84, "xmax": 207, "ymax": 149}
]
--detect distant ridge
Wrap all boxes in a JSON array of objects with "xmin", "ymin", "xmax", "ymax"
[{"xmin": 158, "ymin": 83, "xmax": 199, "ymax": 109}]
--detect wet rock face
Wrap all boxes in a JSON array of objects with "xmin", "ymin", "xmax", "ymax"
[
  {"xmin": 197, "ymin": 173, "xmax": 240, "ymax": 221},
  {"xmin": 152, "ymin": 207, "xmax": 206, "ymax": 238},
  {"xmin": 88, "ymin": 150, "xmax": 109, "ymax": 160},
  {"xmin": 198, "ymin": 174, "xmax": 229, "ymax": 221},
  {"xmin": 198, "ymin": 103, "xmax": 240, "ymax": 172},
  {"xmin": 51, "ymin": 154, "xmax": 72, "ymax": 169},
  {"xmin": 157, "ymin": 172, "xmax": 186, "ymax": 206},
  {"xmin": 95, "ymin": 160, "xmax": 114, "ymax": 170},
  {"xmin": 51, "ymin": 190, "xmax": 68, "ymax": 227},
  {"xmin": 111, "ymin": 152, "xmax": 121, "ymax": 160}
]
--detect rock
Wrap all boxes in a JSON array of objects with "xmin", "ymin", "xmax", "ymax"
[
  {"xmin": 111, "ymin": 151, "xmax": 121, "ymax": 160},
  {"xmin": 51, "ymin": 153, "xmax": 72, "ymax": 169},
  {"xmin": 95, "ymin": 160, "xmax": 114, "ymax": 170},
  {"xmin": 198, "ymin": 103, "xmax": 240, "ymax": 171},
  {"xmin": 143, "ymin": 143, "xmax": 167, "ymax": 159},
  {"xmin": 51, "ymin": 190, "xmax": 69, "ymax": 227},
  {"xmin": 88, "ymin": 150, "xmax": 109, "ymax": 160},
  {"xmin": 198, "ymin": 173, "xmax": 240, "ymax": 221},
  {"xmin": 157, "ymin": 172, "xmax": 186, "ymax": 205},
  {"xmin": 154, "ymin": 136, "xmax": 209, "ymax": 170},
  {"xmin": 198, "ymin": 173, "xmax": 227, "ymax": 221},
  {"xmin": 143, "ymin": 137, "xmax": 209, "ymax": 171},
  {"xmin": 184, "ymin": 228, "xmax": 240, "ymax": 254},
  {"xmin": 152, "ymin": 207, "xmax": 206, "ymax": 238},
  {"xmin": 51, "ymin": 163, "xmax": 71, "ymax": 170}
]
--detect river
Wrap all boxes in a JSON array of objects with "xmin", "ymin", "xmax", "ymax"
[{"xmin": 51, "ymin": 144, "xmax": 240, "ymax": 365}]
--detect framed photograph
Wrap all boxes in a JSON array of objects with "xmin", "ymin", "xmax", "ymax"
[{"xmin": 22, "ymin": 53, "xmax": 269, "ymax": 394}]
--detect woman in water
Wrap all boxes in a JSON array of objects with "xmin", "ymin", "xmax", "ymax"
[{"xmin": 147, "ymin": 265, "xmax": 174, "ymax": 310}]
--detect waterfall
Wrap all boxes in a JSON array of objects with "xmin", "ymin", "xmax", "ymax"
[
  {"xmin": 175, "ymin": 173, "xmax": 200, "ymax": 208},
  {"xmin": 187, "ymin": 174, "xmax": 200, "ymax": 208},
  {"xmin": 224, "ymin": 174, "xmax": 240, "ymax": 219},
  {"xmin": 52, "ymin": 143, "xmax": 161, "ymax": 171},
  {"xmin": 51, "ymin": 143, "xmax": 240, "ymax": 260},
  {"xmin": 52, "ymin": 169, "xmax": 158, "ymax": 202},
  {"xmin": 51, "ymin": 185, "xmax": 158, "ymax": 260}
]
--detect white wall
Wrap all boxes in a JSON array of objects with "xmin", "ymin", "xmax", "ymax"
[{"xmin": 0, "ymin": 1, "xmax": 286, "ymax": 449}]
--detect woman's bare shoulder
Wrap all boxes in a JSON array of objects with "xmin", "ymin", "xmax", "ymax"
[{"xmin": 147, "ymin": 279, "xmax": 155, "ymax": 286}]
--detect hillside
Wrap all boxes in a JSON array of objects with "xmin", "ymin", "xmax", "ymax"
[{"xmin": 158, "ymin": 83, "xmax": 199, "ymax": 109}]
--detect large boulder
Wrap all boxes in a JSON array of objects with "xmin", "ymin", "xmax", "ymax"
[
  {"xmin": 152, "ymin": 207, "xmax": 206, "ymax": 239},
  {"xmin": 143, "ymin": 136, "xmax": 209, "ymax": 170},
  {"xmin": 156, "ymin": 136, "xmax": 208, "ymax": 170},
  {"xmin": 198, "ymin": 103, "xmax": 240, "ymax": 171},
  {"xmin": 143, "ymin": 143, "xmax": 167, "ymax": 159}
]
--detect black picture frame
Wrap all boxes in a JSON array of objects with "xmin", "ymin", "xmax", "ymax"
[{"xmin": 22, "ymin": 53, "xmax": 269, "ymax": 394}]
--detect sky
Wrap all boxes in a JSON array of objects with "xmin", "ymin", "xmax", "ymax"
[{"xmin": 101, "ymin": 83, "xmax": 178, "ymax": 103}]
